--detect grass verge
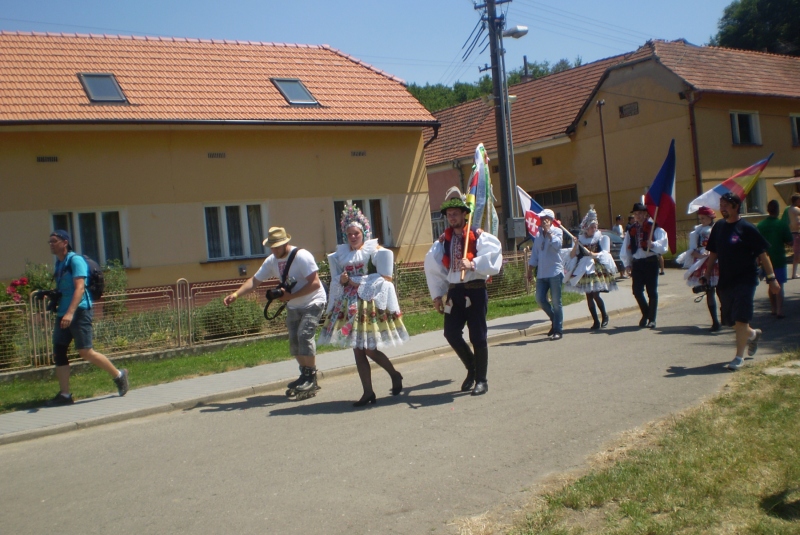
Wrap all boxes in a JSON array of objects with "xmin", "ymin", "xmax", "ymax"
[
  {"xmin": 501, "ymin": 352, "xmax": 800, "ymax": 535},
  {"xmin": 0, "ymin": 291, "xmax": 583, "ymax": 413}
]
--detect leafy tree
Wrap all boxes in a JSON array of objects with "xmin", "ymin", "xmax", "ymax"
[
  {"xmin": 710, "ymin": 0, "xmax": 800, "ymax": 55},
  {"xmin": 409, "ymin": 57, "xmax": 583, "ymax": 112}
]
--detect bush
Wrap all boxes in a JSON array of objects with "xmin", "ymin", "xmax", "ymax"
[
  {"xmin": 102, "ymin": 259, "xmax": 128, "ymax": 318},
  {"xmin": 192, "ymin": 297, "xmax": 264, "ymax": 341}
]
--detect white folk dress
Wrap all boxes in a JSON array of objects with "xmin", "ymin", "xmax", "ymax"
[
  {"xmin": 318, "ymin": 239, "xmax": 409, "ymax": 350},
  {"xmin": 675, "ymin": 224, "xmax": 719, "ymax": 288},
  {"xmin": 563, "ymin": 232, "xmax": 618, "ymax": 293}
]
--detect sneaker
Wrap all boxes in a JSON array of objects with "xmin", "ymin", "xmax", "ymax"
[
  {"xmin": 113, "ymin": 369, "xmax": 129, "ymax": 397},
  {"xmin": 550, "ymin": 333, "xmax": 563, "ymax": 341},
  {"xmin": 647, "ymin": 321, "xmax": 657, "ymax": 329},
  {"xmin": 747, "ymin": 329, "xmax": 762, "ymax": 357},
  {"xmin": 46, "ymin": 392, "xmax": 74, "ymax": 407},
  {"xmin": 726, "ymin": 356, "xmax": 744, "ymax": 370}
]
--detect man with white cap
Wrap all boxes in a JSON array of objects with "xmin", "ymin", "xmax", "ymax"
[
  {"xmin": 224, "ymin": 227, "xmax": 327, "ymax": 399},
  {"xmin": 527, "ymin": 209, "xmax": 565, "ymax": 340}
]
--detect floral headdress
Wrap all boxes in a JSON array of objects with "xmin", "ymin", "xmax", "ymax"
[
  {"xmin": 580, "ymin": 205, "xmax": 599, "ymax": 231},
  {"xmin": 340, "ymin": 202, "xmax": 372, "ymax": 242}
]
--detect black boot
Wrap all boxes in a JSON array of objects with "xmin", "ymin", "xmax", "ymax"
[
  {"xmin": 472, "ymin": 347, "xmax": 489, "ymax": 396},
  {"xmin": 588, "ymin": 297, "xmax": 600, "ymax": 330},
  {"xmin": 452, "ymin": 342, "xmax": 475, "ymax": 392},
  {"xmin": 598, "ymin": 299, "xmax": 609, "ymax": 328},
  {"xmin": 707, "ymin": 288, "xmax": 720, "ymax": 332}
]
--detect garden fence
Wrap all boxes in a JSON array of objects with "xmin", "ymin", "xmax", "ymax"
[{"xmin": 0, "ymin": 251, "xmax": 531, "ymax": 372}]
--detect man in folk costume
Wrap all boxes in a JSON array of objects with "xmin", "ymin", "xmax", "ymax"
[
  {"xmin": 621, "ymin": 202, "xmax": 668, "ymax": 329},
  {"xmin": 424, "ymin": 187, "xmax": 502, "ymax": 396}
]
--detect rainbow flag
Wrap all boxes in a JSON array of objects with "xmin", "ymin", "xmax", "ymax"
[
  {"xmin": 688, "ymin": 154, "xmax": 773, "ymax": 213},
  {"xmin": 465, "ymin": 143, "xmax": 498, "ymax": 235}
]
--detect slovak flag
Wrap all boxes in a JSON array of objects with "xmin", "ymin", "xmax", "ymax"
[
  {"xmin": 516, "ymin": 186, "xmax": 553, "ymax": 239},
  {"xmin": 644, "ymin": 139, "xmax": 677, "ymax": 254}
]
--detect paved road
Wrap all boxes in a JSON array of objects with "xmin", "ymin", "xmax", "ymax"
[{"xmin": 1, "ymin": 272, "xmax": 797, "ymax": 534}]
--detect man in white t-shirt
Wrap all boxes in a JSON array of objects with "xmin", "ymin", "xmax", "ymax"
[{"xmin": 224, "ymin": 227, "xmax": 327, "ymax": 399}]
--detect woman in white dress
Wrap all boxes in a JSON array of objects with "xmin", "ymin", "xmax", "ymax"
[
  {"xmin": 564, "ymin": 207, "xmax": 618, "ymax": 329},
  {"xmin": 675, "ymin": 206, "xmax": 720, "ymax": 331},
  {"xmin": 318, "ymin": 204, "xmax": 408, "ymax": 406}
]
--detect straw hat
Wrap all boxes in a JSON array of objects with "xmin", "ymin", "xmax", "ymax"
[{"xmin": 262, "ymin": 227, "xmax": 291, "ymax": 247}]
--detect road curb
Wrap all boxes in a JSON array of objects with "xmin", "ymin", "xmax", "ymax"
[{"xmin": 0, "ymin": 304, "xmax": 646, "ymax": 446}]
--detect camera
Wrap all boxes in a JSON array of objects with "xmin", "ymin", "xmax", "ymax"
[
  {"xmin": 34, "ymin": 289, "xmax": 61, "ymax": 313},
  {"xmin": 692, "ymin": 284, "xmax": 709, "ymax": 294},
  {"xmin": 265, "ymin": 277, "xmax": 297, "ymax": 301}
]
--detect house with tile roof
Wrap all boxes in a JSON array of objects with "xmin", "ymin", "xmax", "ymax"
[
  {"xmin": 426, "ymin": 39, "xmax": 800, "ymax": 243},
  {"xmin": 0, "ymin": 32, "xmax": 438, "ymax": 287}
]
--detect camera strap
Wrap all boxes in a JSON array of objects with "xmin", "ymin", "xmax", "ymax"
[{"xmin": 264, "ymin": 248, "xmax": 301, "ymax": 321}]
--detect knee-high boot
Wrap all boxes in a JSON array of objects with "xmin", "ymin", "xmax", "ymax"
[
  {"xmin": 587, "ymin": 295, "xmax": 600, "ymax": 330},
  {"xmin": 707, "ymin": 288, "xmax": 720, "ymax": 331},
  {"xmin": 597, "ymin": 296, "xmax": 609, "ymax": 327},
  {"xmin": 472, "ymin": 347, "xmax": 489, "ymax": 395},
  {"xmin": 451, "ymin": 341, "xmax": 475, "ymax": 392}
]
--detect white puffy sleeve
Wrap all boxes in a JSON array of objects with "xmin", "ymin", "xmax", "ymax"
[
  {"xmin": 621, "ymin": 232, "xmax": 632, "ymax": 268},
  {"xmin": 424, "ymin": 241, "xmax": 448, "ymax": 300},
  {"xmin": 687, "ymin": 226, "xmax": 700, "ymax": 253},
  {"xmin": 598, "ymin": 234, "xmax": 611, "ymax": 253},
  {"xmin": 372, "ymin": 247, "xmax": 394, "ymax": 278},
  {"xmin": 651, "ymin": 227, "xmax": 668, "ymax": 255},
  {"xmin": 325, "ymin": 250, "xmax": 344, "ymax": 314},
  {"xmin": 473, "ymin": 232, "xmax": 502, "ymax": 277}
]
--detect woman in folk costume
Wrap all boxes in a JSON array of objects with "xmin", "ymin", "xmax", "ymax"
[
  {"xmin": 675, "ymin": 206, "xmax": 720, "ymax": 331},
  {"xmin": 318, "ymin": 203, "xmax": 408, "ymax": 406},
  {"xmin": 564, "ymin": 206, "xmax": 618, "ymax": 329}
]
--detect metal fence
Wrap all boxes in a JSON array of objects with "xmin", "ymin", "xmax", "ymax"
[{"xmin": 0, "ymin": 251, "xmax": 531, "ymax": 372}]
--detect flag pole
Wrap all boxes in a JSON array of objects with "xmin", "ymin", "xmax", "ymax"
[
  {"xmin": 461, "ymin": 210, "xmax": 475, "ymax": 281},
  {"xmin": 646, "ymin": 206, "xmax": 659, "ymax": 253}
]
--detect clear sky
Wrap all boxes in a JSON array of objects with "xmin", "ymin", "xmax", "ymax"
[{"xmin": 0, "ymin": 0, "xmax": 733, "ymax": 86}]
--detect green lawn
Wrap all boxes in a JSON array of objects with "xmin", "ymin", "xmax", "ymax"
[
  {"xmin": 0, "ymin": 291, "xmax": 582, "ymax": 413},
  {"xmin": 507, "ymin": 352, "xmax": 800, "ymax": 535}
]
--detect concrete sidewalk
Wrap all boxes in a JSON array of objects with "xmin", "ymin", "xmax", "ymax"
[{"xmin": 0, "ymin": 272, "xmax": 670, "ymax": 445}]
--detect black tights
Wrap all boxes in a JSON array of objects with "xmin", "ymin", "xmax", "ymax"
[
  {"xmin": 353, "ymin": 348, "xmax": 400, "ymax": 398},
  {"xmin": 586, "ymin": 292, "xmax": 607, "ymax": 320}
]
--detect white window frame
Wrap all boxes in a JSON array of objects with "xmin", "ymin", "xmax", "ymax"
[
  {"xmin": 730, "ymin": 110, "xmax": 762, "ymax": 145},
  {"xmin": 51, "ymin": 209, "xmax": 129, "ymax": 266},
  {"xmin": 333, "ymin": 198, "xmax": 391, "ymax": 246},
  {"xmin": 790, "ymin": 114, "xmax": 800, "ymax": 146},
  {"xmin": 742, "ymin": 178, "xmax": 768, "ymax": 215},
  {"xmin": 203, "ymin": 202, "xmax": 268, "ymax": 260},
  {"xmin": 430, "ymin": 212, "xmax": 447, "ymax": 240}
]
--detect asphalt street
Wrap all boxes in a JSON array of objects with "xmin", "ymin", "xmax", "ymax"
[{"xmin": 1, "ymin": 272, "xmax": 798, "ymax": 535}]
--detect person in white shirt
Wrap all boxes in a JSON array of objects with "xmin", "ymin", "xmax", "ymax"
[
  {"xmin": 527, "ymin": 209, "xmax": 565, "ymax": 339},
  {"xmin": 424, "ymin": 188, "xmax": 502, "ymax": 396},
  {"xmin": 224, "ymin": 227, "xmax": 327, "ymax": 400},
  {"xmin": 621, "ymin": 202, "xmax": 668, "ymax": 329}
]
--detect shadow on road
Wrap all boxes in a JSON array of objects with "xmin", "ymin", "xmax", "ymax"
[{"xmin": 664, "ymin": 362, "xmax": 737, "ymax": 377}]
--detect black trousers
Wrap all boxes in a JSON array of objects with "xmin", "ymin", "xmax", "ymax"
[
  {"xmin": 631, "ymin": 256, "xmax": 659, "ymax": 322},
  {"xmin": 443, "ymin": 285, "xmax": 489, "ymax": 350}
]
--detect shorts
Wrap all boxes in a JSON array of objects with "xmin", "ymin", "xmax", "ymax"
[
  {"xmin": 52, "ymin": 307, "xmax": 93, "ymax": 350},
  {"xmin": 774, "ymin": 266, "xmax": 788, "ymax": 285},
  {"xmin": 286, "ymin": 303, "xmax": 324, "ymax": 357},
  {"xmin": 718, "ymin": 284, "xmax": 756, "ymax": 327},
  {"xmin": 793, "ymin": 233, "xmax": 800, "ymax": 256}
]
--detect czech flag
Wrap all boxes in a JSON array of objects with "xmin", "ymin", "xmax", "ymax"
[
  {"xmin": 687, "ymin": 153, "xmax": 773, "ymax": 214},
  {"xmin": 644, "ymin": 140, "xmax": 677, "ymax": 254}
]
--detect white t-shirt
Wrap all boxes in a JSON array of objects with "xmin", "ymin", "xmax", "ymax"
[{"xmin": 253, "ymin": 247, "xmax": 327, "ymax": 309}]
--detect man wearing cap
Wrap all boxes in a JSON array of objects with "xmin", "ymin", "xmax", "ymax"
[
  {"xmin": 46, "ymin": 230, "xmax": 129, "ymax": 406},
  {"xmin": 706, "ymin": 193, "xmax": 781, "ymax": 370},
  {"xmin": 424, "ymin": 188, "xmax": 502, "ymax": 396},
  {"xmin": 621, "ymin": 202, "xmax": 668, "ymax": 329},
  {"xmin": 527, "ymin": 209, "xmax": 565, "ymax": 340},
  {"xmin": 224, "ymin": 227, "xmax": 327, "ymax": 397}
]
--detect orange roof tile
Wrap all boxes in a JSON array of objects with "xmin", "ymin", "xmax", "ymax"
[
  {"xmin": 0, "ymin": 32, "xmax": 436, "ymax": 125},
  {"xmin": 426, "ymin": 40, "xmax": 800, "ymax": 167}
]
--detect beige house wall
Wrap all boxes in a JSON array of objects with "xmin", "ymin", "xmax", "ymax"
[{"xmin": 0, "ymin": 126, "xmax": 433, "ymax": 286}]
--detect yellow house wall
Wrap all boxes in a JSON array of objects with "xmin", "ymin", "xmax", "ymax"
[
  {"xmin": 693, "ymin": 93, "xmax": 800, "ymax": 213},
  {"xmin": 0, "ymin": 126, "xmax": 432, "ymax": 286}
]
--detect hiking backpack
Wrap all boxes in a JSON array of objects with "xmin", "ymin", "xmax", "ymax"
[{"xmin": 66, "ymin": 254, "xmax": 105, "ymax": 301}]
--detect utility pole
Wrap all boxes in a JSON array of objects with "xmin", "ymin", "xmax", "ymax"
[
  {"xmin": 483, "ymin": 0, "xmax": 515, "ymax": 251},
  {"xmin": 597, "ymin": 100, "xmax": 614, "ymax": 229}
]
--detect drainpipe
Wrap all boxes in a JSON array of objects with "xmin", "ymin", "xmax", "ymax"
[
  {"xmin": 687, "ymin": 91, "xmax": 704, "ymax": 195},
  {"xmin": 596, "ymin": 100, "xmax": 614, "ymax": 229},
  {"xmin": 423, "ymin": 124, "xmax": 440, "ymax": 150}
]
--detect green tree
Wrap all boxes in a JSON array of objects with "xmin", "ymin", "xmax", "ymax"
[{"xmin": 710, "ymin": 0, "xmax": 800, "ymax": 55}]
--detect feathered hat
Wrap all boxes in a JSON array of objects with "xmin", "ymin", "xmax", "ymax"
[
  {"xmin": 580, "ymin": 205, "xmax": 599, "ymax": 230},
  {"xmin": 439, "ymin": 186, "xmax": 471, "ymax": 215},
  {"xmin": 340, "ymin": 202, "xmax": 372, "ymax": 242}
]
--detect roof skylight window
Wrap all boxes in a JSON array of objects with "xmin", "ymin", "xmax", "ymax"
[
  {"xmin": 77, "ymin": 73, "xmax": 127, "ymax": 103},
  {"xmin": 271, "ymin": 78, "xmax": 318, "ymax": 106}
]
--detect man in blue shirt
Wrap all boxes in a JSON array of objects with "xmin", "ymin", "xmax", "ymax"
[
  {"xmin": 528, "ymin": 209, "xmax": 565, "ymax": 340},
  {"xmin": 46, "ymin": 230, "xmax": 129, "ymax": 406}
]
